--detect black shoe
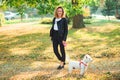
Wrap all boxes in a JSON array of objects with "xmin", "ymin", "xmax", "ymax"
[{"xmin": 57, "ymin": 65, "xmax": 64, "ymax": 70}]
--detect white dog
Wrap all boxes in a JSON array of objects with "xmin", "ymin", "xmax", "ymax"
[{"xmin": 68, "ymin": 54, "xmax": 93, "ymax": 76}]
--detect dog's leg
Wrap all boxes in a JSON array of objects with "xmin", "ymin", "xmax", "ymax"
[
  {"xmin": 68, "ymin": 63, "xmax": 73, "ymax": 73},
  {"xmin": 80, "ymin": 67, "xmax": 85, "ymax": 76},
  {"xmin": 68, "ymin": 66, "xmax": 73, "ymax": 73}
]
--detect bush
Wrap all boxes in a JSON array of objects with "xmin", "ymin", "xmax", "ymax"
[
  {"xmin": 40, "ymin": 18, "xmax": 52, "ymax": 24},
  {"xmin": 0, "ymin": 13, "xmax": 5, "ymax": 27},
  {"xmin": 84, "ymin": 19, "xmax": 92, "ymax": 24}
]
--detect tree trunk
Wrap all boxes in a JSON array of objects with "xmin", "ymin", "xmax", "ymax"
[
  {"xmin": 115, "ymin": 4, "xmax": 120, "ymax": 19},
  {"xmin": 20, "ymin": 13, "xmax": 23, "ymax": 21},
  {"xmin": 72, "ymin": 14, "xmax": 85, "ymax": 28}
]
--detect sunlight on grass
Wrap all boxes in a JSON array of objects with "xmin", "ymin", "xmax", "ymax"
[
  {"xmin": 81, "ymin": 73, "xmax": 101, "ymax": 80},
  {"xmin": 9, "ymin": 40, "xmax": 43, "ymax": 56},
  {"xmin": 9, "ymin": 48, "xmax": 31, "ymax": 55},
  {"xmin": 29, "ymin": 61, "xmax": 42, "ymax": 69},
  {"xmin": 0, "ymin": 20, "xmax": 120, "ymax": 80},
  {"xmin": 10, "ymin": 71, "xmax": 49, "ymax": 80},
  {"xmin": 0, "ymin": 61, "xmax": 5, "ymax": 65}
]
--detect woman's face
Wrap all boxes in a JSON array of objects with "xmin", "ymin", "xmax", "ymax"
[{"xmin": 57, "ymin": 8, "xmax": 63, "ymax": 18}]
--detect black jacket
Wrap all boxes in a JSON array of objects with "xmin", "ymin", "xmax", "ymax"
[{"xmin": 50, "ymin": 18, "xmax": 68, "ymax": 41}]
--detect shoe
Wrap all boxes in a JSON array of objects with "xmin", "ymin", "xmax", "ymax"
[{"xmin": 57, "ymin": 65, "xmax": 64, "ymax": 70}]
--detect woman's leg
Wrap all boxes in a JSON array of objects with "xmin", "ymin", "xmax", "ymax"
[
  {"xmin": 53, "ymin": 40, "xmax": 62, "ymax": 61},
  {"xmin": 59, "ymin": 42, "xmax": 66, "ymax": 63}
]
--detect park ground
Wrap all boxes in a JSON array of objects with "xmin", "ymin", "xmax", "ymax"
[{"xmin": 0, "ymin": 19, "xmax": 120, "ymax": 80}]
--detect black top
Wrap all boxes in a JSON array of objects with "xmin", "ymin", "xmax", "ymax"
[{"xmin": 50, "ymin": 17, "xmax": 68, "ymax": 41}]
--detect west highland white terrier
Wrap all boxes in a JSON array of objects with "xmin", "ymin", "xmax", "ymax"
[{"xmin": 68, "ymin": 54, "xmax": 93, "ymax": 76}]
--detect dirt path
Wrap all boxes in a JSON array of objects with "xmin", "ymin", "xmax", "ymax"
[
  {"xmin": 0, "ymin": 22, "xmax": 49, "ymax": 37},
  {"xmin": 0, "ymin": 22, "xmax": 38, "ymax": 32}
]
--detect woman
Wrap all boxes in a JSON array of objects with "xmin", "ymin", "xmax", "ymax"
[{"xmin": 50, "ymin": 6, "xmax": 68, "ymax": 70}]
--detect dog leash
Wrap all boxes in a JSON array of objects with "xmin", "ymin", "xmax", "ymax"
[{"xmin": 79, "ymin": 60, "xmax": 87, "ymax": 66}]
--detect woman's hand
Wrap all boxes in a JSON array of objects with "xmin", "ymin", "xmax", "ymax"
[{"xmin": 62, "ymin": 41, "xmax": 67, "ymax": 47}]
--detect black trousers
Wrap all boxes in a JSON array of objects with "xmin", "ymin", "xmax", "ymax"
[{"xmin": 52, "ymin": 30, "xmax": 66, "ymax": 62}]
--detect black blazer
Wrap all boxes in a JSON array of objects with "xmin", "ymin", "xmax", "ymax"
[{"xmin": 50, "ymin": 17, "xmax": 68, "ymax": 41}]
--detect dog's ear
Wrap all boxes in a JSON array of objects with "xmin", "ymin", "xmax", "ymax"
[{"xmin": 86, "ymin": 54, "xmax": 89, "ymax": 57}]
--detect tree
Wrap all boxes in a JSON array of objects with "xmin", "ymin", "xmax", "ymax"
[
  {"xmin": 36, "ymin": 0, "xmax": 59, "ymax": 17},
  {"xmin": 5, "ymin": 0, "xmax": 28, "ymax": 21},
  {"xmin": 1, "ymin": 0, "xmax": 100, "ymax": 27},
  {"xmin": 101, "ymin": 0, "xmax": 120, "ymax": 19},
  {"xmin": 102, "ymin": 0, "xmax": 116, "ymax": 20},
  {"xmin": 36, "ymin": 0, "xmax": 94, "ymax": 28},
  {"xmin": 71, "ymin": 0, "xmax": 92, "ymax": 28},
  {"xmin": 89, "ymin": 0, "xmax": 100, "ymax": 14},
  {"xmin": 115, "ymin": 0, "xmax": 120, "ymax": 19}
]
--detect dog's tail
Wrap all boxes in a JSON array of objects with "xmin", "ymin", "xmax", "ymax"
[{"xmin": 66, "ymin": 54, "xmax": 70, "ymax": 63}]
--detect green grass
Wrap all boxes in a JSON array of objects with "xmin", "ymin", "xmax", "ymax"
[{"xmin": 0, "ymin": 19, "xmax": 120, "ymax": 80}]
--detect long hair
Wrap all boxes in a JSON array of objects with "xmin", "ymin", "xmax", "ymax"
[{"xmin": 54, "ymin": 6, "xmax": 65, "ymax": 18}]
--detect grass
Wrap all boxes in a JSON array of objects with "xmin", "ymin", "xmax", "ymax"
[
  {"xmin": 0, "ymin": 19, "xmax": 120, "ymax": 80},
  {"xmin": 5, "ymin": 18, "xmax": 40, "ymax": 24}
]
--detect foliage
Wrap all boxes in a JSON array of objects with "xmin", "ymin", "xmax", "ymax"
[
  {"xmin": 37, "ymin": 0, "xmax": 60, "ymax": 15},
  {"xmin": 89, "ymin": 0, "xmax": 100, "ymax": 14},
  {"xmin": 62, "ymin": 0, "xmax": 92, "ymax": 17},
  {"xmin": 40, "ymin": 17, "xmax": 52, "ymax": 24},
  {"xmin": 84, "ymin": 19, "xmax": 92, "ymax": 24},
  {"xmin": 36, "ymin": 0, "xmax": 97, "ymax": 18},
  {"xmin": 1, "ymin": 0, "xmax": 101, "ymax": 28},
  {"xmin": 6, "ymin": 0, "xmax": 28, "ymax": 21},
  {"xmin": 102, "ymin": 0, "xmax": 116, "ymax": 16},
  {"xmin": 0, "ymin": 12, "xmax": 5, "ymax": 27},
  {"xmin": 0, "ymin": 0, "xmax": 7, "ymax": 10},
  {"xmin": 1, "ymin": 0, "xmax": 38, "ymax": 21}
]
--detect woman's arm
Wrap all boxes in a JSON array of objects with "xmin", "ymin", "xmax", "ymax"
[
  {"xmin": 50, "ymin": 18, "xmax": 55, "ymax": 37},
  {"xmin": 63, "ymin": 18, "xmax": 68, "ymax": 41}
]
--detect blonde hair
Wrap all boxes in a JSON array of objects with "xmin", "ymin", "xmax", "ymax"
[{"xmin": 54, "ymin": 6, "xmax": 65, "ymax": 18}]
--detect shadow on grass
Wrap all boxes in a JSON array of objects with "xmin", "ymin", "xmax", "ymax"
[
  {"xmin": 0, "ymin": 32, "xmax": 52, "ymax": 61},
  {"xmin": 99, "ymin": 28, "xmax": 120, "ymax": 47},
  {"xmin": 96, "ymin": 28, "xmax": 120, "ymax": 38},
  {"xmin": 31, "ymin": 70, "xmax": 84, "ymax": 80},
  {"xmin": 87, "ymin": 27, "xmax": 120, "ymax": 47},
  {"xmin": 0, "ymin": 32, "xmax": 53, "ymax": 79},
  {"xmin": 68, "ymin": 28, "xmax": 79, "ymax": 36},
  {"xmin": 0, "ymin": 21, "xmax": 120, "ymax": 80},
  {"xmin": 67, "ymin": 25, "xmax": 120, "ymax": 59}
]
